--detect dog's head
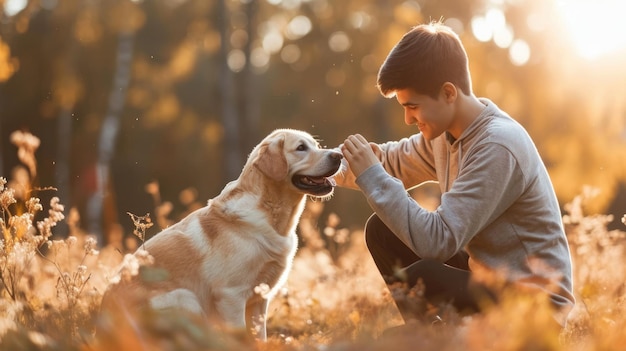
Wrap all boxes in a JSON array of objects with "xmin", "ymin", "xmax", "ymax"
[{"xmin": 252, "ymin": 129, "xmax": 343, "ymax": 198}]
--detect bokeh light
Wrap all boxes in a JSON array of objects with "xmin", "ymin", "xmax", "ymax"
[
  {"xmin": 280, "ymin": 44, "xmax": 301, "ymax": 64},
  {"xmin": 286, "ymin": 15, "xmax": 312, "ymax": 40},
  {"xmin": 227, "ymin": 49, "xmax": 246, "ymax": 72},
  {"xmin": 262, "ymin": 30, "xmax": 284, "ymax": 54},
  {"xmin": 556, "ymin": 0, "xmax": 626, "ymax": 60},
  {"xmin": 328, "ymin": 31, "xmax": 351, "ymax": 52},
  {"xmin": 508, "ymin": 39, "xmax": 530, "ymax": 66},
  {"xmin": 250, "ymin": 47, "xmax": 270, "ymax": 70},
  {"xmin": 3, "ymin": 0, "xmax": 27, "ymax": 17}
]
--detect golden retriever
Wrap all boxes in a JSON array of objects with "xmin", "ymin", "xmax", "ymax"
[{"xmin": 99, "ymin": 129, "xmax": 343, "ymax": 341}]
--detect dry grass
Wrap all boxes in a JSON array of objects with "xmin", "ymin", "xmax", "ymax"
[{"xmin": 1, "ymin": 131, "xmax": 626, "ymax": 350}]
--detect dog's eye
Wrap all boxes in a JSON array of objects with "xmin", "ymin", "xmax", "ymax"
[{"xmin": 296, "ymin": 144, "xmax": 308, "ymax": 151}]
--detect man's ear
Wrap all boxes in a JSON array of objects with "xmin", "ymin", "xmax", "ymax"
[
  {"xmin": 441, "ymin": 82, "xmax": 457, "ymax": 103},
  {"xmin": 253, "ymin": 134, "xmax": 288, "ymax": 181}
]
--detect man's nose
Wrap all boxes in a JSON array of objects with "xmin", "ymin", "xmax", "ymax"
[{"xmin": 404, "ymin": 110, "xmax": 415, "ymax": 126}]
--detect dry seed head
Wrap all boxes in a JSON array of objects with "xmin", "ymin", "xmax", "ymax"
[
  {"xmin": 84, "ymin": 237, "xmax": 99, "ymax": 255},
  {"xmin": 10, "ymin": 130, "xmax": 40, "ymax": 177},
  {"xmin": 8, "ymin": 213, "xmax": 33, "ymax": 239},
  {"xmin": 334, "ymin": 228, "xmax": 350, "ymax": 244},
  {"xmin": 27, "ymin": 331, "xmax": 48, "ymax": 347},
  {"xmin": 10, "ymin": 130, "xmax": 40, "ymax": 150},
  {"xmin": 26, "ymin": 197, "xmax": 43, "ymax": 215},
  {"xmin": 327, "ymin": 212, "xmax": 340, "ymax": 228},
  {"xmin": 134, "ymin": 249, "xmax": 154, "ymax": 265},
  {"xmin": 144, "ymin": 181, "xmax": 159, "ymax": 196},
  {"xmin": 48, "ymin": 197, "xmax": 65, "ymax": 222},
  {"xmin": 0, "ymin": 187, "xmax": 16, "ymax": 208},
  {"xmin": 254, "ymin": 283, "xmax": 271, "ymax": 298},
  {"xmin": 127, "ymin": 212, "xmax": 153, "ymax": 242},
  {"xmin": 116, "ymin": 251, "xmax": 153, "ymax": 283},
  {"xmin": 67, "ymin": 236, "xmax": 77, "ymax": 246},
  {"xmin": 83, "ymin": 237, "xmax": 96, "ymax": 250}
]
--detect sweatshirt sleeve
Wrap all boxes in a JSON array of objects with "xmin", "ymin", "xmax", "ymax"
[{"xmin": 355, "ymin": 142, "xmax": 526, "ymax": 261}]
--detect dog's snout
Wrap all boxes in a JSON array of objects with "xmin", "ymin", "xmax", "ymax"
[{"xmin": 328, "ymin": 151, "xmax": 343, "ymax": 161}]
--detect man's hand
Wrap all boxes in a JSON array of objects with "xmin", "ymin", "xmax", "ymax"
[{"xmin": 341, "ymin": 134, "xmax": 381, "ymax": 178}]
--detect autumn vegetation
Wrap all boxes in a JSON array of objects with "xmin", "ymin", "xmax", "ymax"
[
  {"xmin": 2, "ymin": 0, "xmax": 626, "ymax": 239},
  {"xmin": 1, "ymin": 130, "xmax": 625, "ymax": 350},
  {"xmin": 2, "ymin": 1, "xmax": 626, "ymax": 349}
]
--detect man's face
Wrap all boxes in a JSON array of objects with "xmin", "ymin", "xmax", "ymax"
[{"xmin": 395, "ymin": 88, "xmax": 454, "ymax": 140}]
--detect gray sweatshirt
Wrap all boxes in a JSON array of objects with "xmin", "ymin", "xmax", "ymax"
[{"xmin": 339, "ymin": 98, "xmax": 574, "ymax": 324}]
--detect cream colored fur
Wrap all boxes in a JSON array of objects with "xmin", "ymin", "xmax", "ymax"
[{"xmin": 100, "ymin": 129, "xmax": 343, "ymax": 340}]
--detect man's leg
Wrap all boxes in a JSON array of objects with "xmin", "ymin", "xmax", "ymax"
[
  {"xmin": 364, "ymin": 213, "xmax": 422, "ymax": 280},
  {"xmin": 365, "ymin": 213, "xmax": 470, "ymax": 276},
  {"xmin": 364, "ymin": 214, "xmax": 491, "ymax": 320},
  {"xmin": 402, "ymin": 259, "xmax": 481, "ymax": 313}
]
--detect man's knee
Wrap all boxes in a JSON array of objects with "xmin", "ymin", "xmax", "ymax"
[
  {"xmin": 364, "ymin": 213, "xmax": 386, "ymax": 251},
  {"xmin": 403, "ymin": 258, "xmax": 441, "ymax": 285}
]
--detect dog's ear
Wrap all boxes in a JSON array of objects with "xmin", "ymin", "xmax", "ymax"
[{"xmin": 254, "ymin": 134, "xmax": 288, "ymax": 181}]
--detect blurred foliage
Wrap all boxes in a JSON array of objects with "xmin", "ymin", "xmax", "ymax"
[
  {"xmin": 0, "ymin": 168, "xmax": 625, "ymax": 350},
  {"xmin": 0, "ymin": 0, "xmax": 625, "ymax": 241}
]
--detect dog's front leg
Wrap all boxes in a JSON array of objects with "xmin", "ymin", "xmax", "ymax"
[
  {"xmin": 215, "ymin": 290, "xmax": 247, "ymax": 332},
  {"xmin": 246, "ymin": 296, "xmax": 269, "ymax": 341}
]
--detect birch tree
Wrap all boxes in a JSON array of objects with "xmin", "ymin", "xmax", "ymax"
[
  {"xmin": 217, "ymin": 0, "xmax": 242, "ymax": 182},
  {"xmin": 86, "ymin": 1, "xmax": 142, "ymax": 242}
]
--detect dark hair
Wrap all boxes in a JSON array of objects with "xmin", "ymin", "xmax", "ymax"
[{"xmin": 377, "ymin": 21, "xmax": 472, "ymax": 99}]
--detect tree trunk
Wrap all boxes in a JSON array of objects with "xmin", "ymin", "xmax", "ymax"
[
  {"xmin": 86, "ymin": 30, "xmax": 134, "ymax": 243},
  {"xmin": 54, "ymin": 5, "xmax": 82, "ymax": 238},
  {"xmin": 241, "ymin": 0, "xmax": 260, "ymax": 154},
  {"xmin": 218, "ymin": 0, "xmax": 242, "ymax": 182},
  {"xmin": 55, "ymin": 108, "xmax": 72, "ymax": 237}
]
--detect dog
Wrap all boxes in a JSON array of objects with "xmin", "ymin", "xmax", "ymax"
[{"xmin": 99, "ymin": 129, "xmax": 343, "ymax": 341}]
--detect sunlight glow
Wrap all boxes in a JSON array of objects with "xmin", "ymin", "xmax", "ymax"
[
  {"xmin": 286, "ymin": 15, "xmax": 312, "ymax": 40},
  {"xmin": 227, "ymin": 49, "xmax": 245, "ymax": 72},
  {"xmin": 471, "ymin": 16, "xmax": 493, "ymax": 42},
  {"xmin": 251, "ymin": 47, "xmax": 269, "ymax": 67},
  {"xmin": 250, "ymin": 47, "xmax": 270, "ymax": 73},
  {"xmin": 266, "ymin": 0, "xmax": 304, "ymax": 10},
  {"xmin": 262, "ymin": 30, "xmax": 284, "ymax": 54},
  {"xmin": 493, "ymin": 25, "xmax": 514, "ymax": 48},
  {"xmin": 471, "ymin": 9, "xmax": 510, "ymax": 45},
  {"xmin": 328, "ymin": 31, "xmax": 351, "ymax": 52},
  {"xmin": 280, "ymin": 44, "xmax": 301, "ymax": 64},
  {"xmin": 3, "ymin": 0, "xmax": 27, "ymax": 17},
  {"xmin": 557, "ymin": 0, "xmax": 626, "ymax": 60},
  {"xmin": 349, "ymin": 11, "xmax": 374, "ymax": 31},
  {"xmin": 444, "ymin": 18, "xmax": 464, "ymax": 35},
  {"xmin": 509, "ymin": 39, "xmax": 530, "ymax": 66}
]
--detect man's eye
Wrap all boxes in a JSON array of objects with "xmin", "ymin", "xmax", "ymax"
[{"xmin": 296, "ymin": 144, "xmax": 308, "ymax": 151}]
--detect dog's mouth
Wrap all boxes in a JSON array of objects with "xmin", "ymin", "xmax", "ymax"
[{"xmin": 292, "ymin": 168, "xmax": 339, "ymax": 197}]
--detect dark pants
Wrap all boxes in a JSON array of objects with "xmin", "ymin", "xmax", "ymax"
[{"xmin": 365, "ymin": 214, "xmax": 494, "ymax": 321}]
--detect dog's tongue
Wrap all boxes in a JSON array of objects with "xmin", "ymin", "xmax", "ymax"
[
  {"xmin": 327, "ymin": 177, "xmax": 337, "ymax": 187},
  {"xmin": 304, "ymin": 175, "xmax": 336, "ymax": 187}
]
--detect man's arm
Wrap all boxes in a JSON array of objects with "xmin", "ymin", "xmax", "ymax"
[{"xmin": 355, "ymin": 142, "xmax": 526, "ymax": 261}]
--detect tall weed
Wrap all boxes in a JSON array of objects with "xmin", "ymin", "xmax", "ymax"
[{"xmin": 0, "ymin": 131, "xmax": 625, "ymax": 350}]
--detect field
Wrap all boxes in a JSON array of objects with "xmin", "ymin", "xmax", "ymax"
[{"xmin": 1, "ymin": 134, "xmax": 626, "ymax": 351}]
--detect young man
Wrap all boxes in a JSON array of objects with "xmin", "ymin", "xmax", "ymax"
[{"xmin": 337, "ymin": 22, "xmax": 574, "ymax": 327}]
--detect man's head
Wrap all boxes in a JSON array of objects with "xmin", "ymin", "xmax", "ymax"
[{"xmin": 377, "ymin": 21, "xmax": 472, "ymax": 99}]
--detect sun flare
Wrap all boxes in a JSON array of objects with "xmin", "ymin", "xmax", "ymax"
[{"xmin": 557, "ymin": 0, "xmax": 626, "ymax": 59}]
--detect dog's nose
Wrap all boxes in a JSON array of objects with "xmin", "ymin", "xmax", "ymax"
[{"xmin": 329, "ymin": 151, "xmax": 343, "ymax": 160}]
